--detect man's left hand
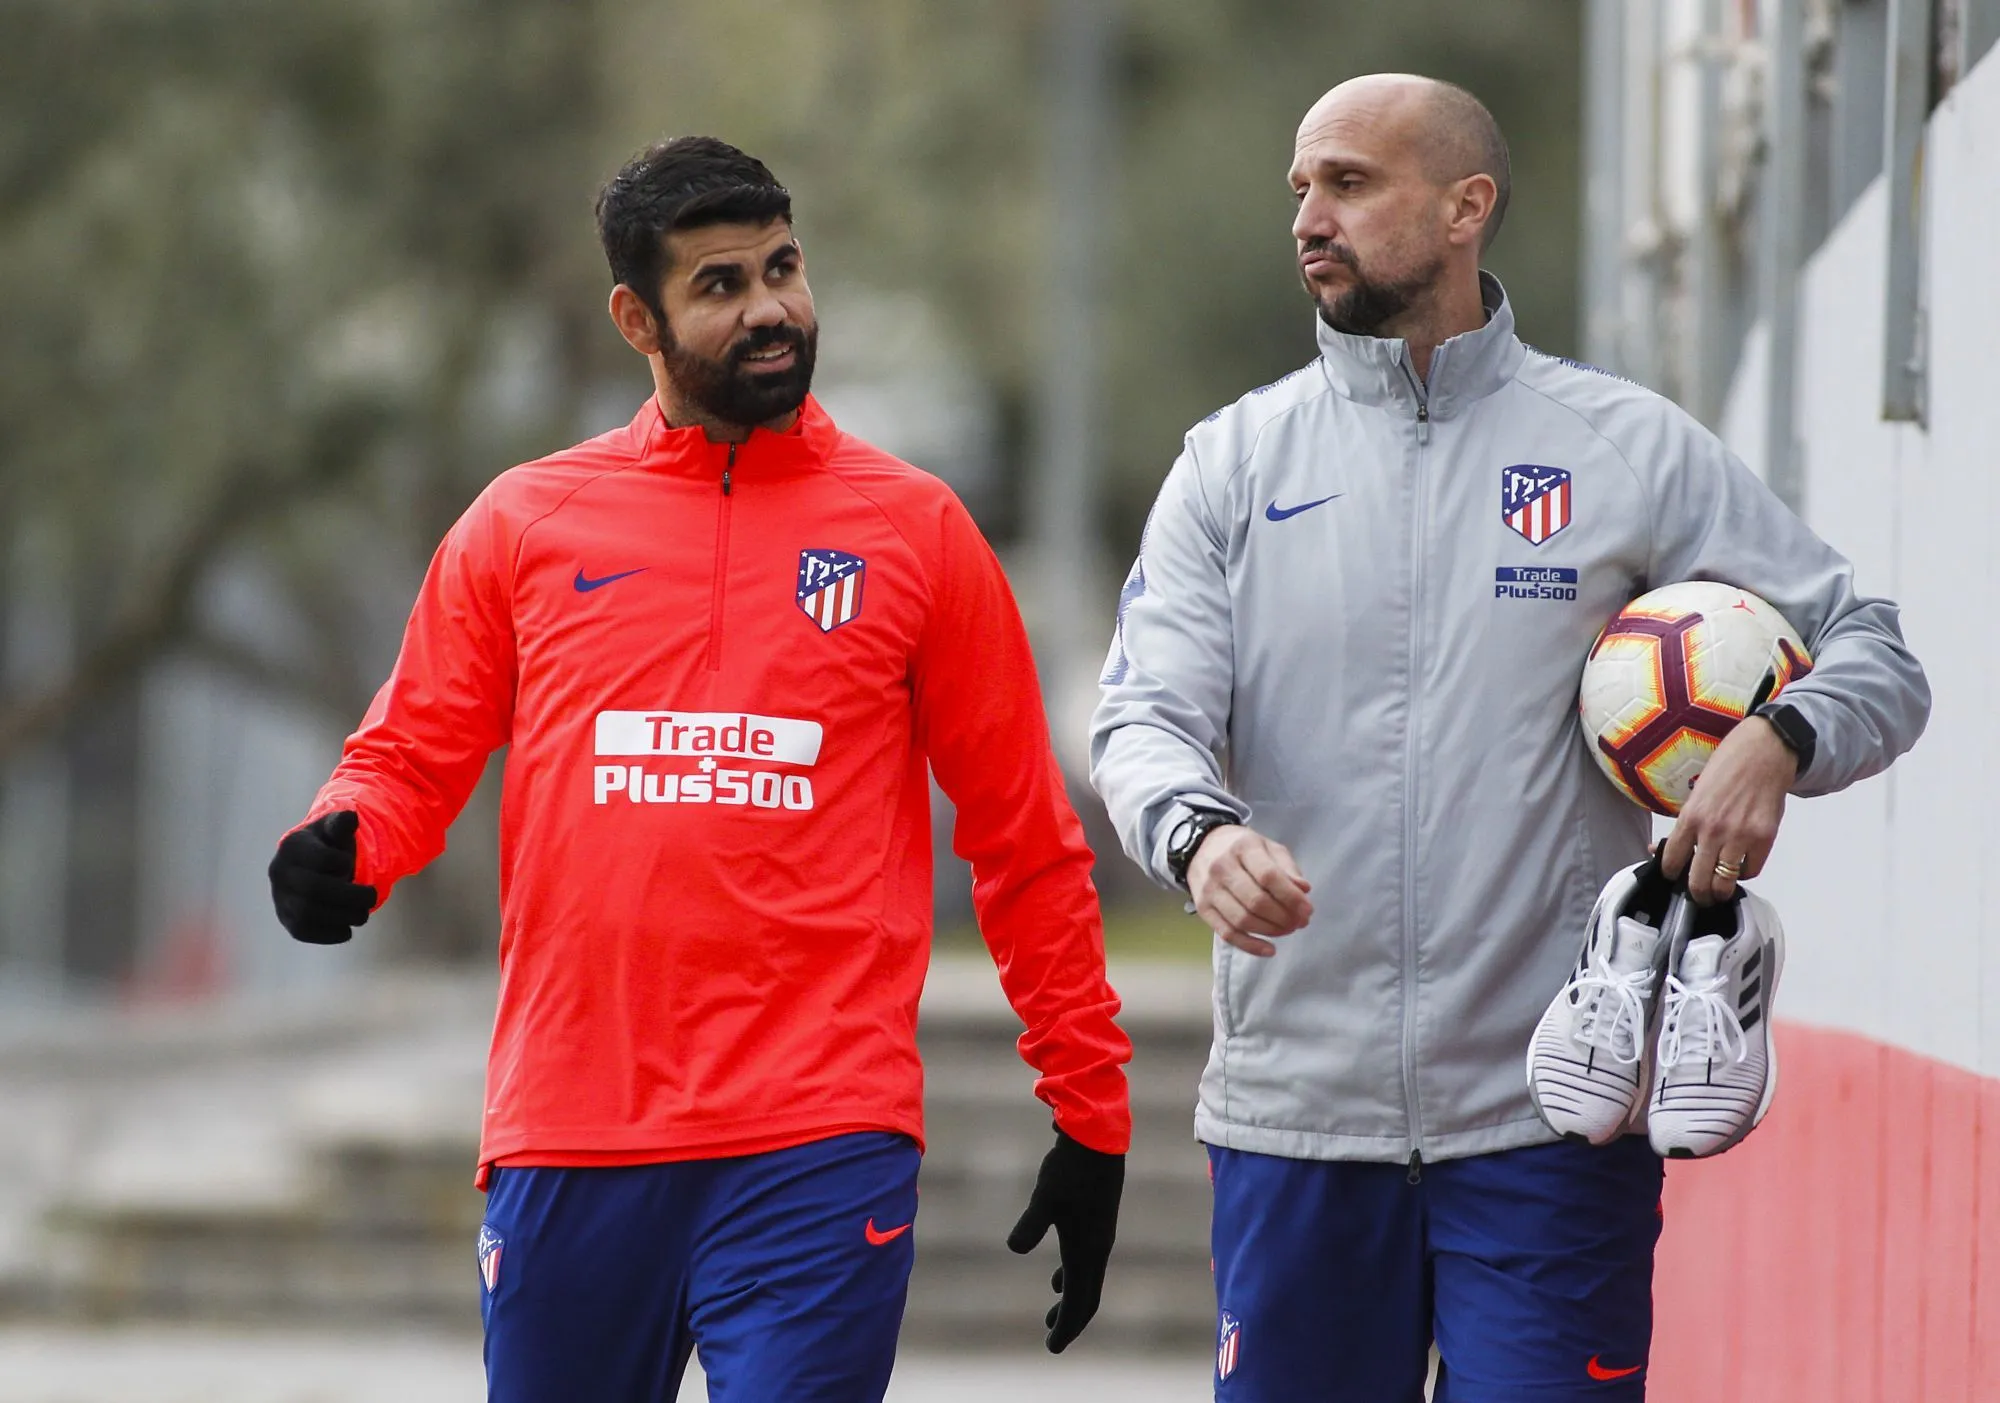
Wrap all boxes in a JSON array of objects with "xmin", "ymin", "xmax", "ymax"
[
  {"xmin": 1006, "ymin": 1128, "xmax": 1125, "ymax": 1353},
  {"xmin": 1662, "ymin": 716, "xmax": 1799, "ymax": 904}
]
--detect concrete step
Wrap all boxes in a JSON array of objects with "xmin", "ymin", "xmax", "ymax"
[
  {"xmin": 37, "ymin": 1141, "xmax": 1216, "ymax": 1329},
  {"xmin": 919, "ymin": 1176, "xmax": 1208, "ymax": 1235},
  {"xmin": 39, "ymin": 1206, "xmax": 478, "ymax": 1330},
  {"xmin": 901, "ymin": 1249, "xmax": 1214, "ymax": 1353},
  {"xmin": 19, "ymin": 959, "xmax": 1220, "ymax": 1345}
]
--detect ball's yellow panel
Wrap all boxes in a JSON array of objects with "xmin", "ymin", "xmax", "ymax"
[{"xmin": 1634, "ymin": 727, "xmax": 1722, "ymax": 816}]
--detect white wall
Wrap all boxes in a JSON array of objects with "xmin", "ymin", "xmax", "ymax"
[{"xmin": 1720, "ymin": 45, "xmax": 2000, "ymax": 1078}]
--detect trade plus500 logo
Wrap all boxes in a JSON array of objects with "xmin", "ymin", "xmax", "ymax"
[
  {"xmin": 1495, "ymin": 566, "xmax": 1578, "ymax": 602},
  {"xmin": 592, "ymin": 711, "xmax": 821, "ymax": 810}
]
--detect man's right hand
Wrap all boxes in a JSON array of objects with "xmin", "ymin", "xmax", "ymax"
[
  {"xmin": 268, "ymin": 811, "xmax": 378, "ymax": 945},
  {"xmin": 1187, "ymin": 825, "xmax": 1313, "ymax": 957}
]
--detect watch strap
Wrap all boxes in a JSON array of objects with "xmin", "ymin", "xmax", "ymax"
[
  {"xmin": 1165, "ymin": 806, "xmax": 1237, "ymax": 890},
  {"xmin": 1753, "ymin": 700, "xmax": 1816, "ymax": 777}
]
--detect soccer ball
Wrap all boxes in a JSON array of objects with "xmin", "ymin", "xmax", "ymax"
[{"xmin": 1579, "ymin": 582, "xmax": 1813, "ymax": 816}]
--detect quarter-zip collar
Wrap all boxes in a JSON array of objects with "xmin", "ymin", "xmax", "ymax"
[
  {"xmin": 627, "ymin": 393, "xmax": 840, "ymax": 482},
  {"xmin": 1313, "ymin": 271, "xmax": 1525, "ymax": 421}
]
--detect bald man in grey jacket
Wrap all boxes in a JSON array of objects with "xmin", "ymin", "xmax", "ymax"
[{"xmin": 1092, "ymin": 75, "xmax": 1927, "ymax": 1401}]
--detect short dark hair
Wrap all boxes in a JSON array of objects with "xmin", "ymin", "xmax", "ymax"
[
  {"xmin": 595, "ymin": 136, "xmax": 792, "ymax": 318},
  {"xmin": 1422, "ymin": 82, "xmax": 1511, "ymax": 251}
]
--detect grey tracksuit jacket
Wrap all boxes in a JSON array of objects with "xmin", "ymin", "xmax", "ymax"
[{"xmin": 1090, "ymin": 274, "xmax": 1930, "ymax": 1166}]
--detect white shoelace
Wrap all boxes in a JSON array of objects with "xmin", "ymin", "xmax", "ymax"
[
  {"xmin": 1657, "ymin": 972, "xmax": 1749, "ymax": 1068},
  {"xmin": 1562, "ymin": 960, "xmax": 1656, "ymax": 1064}
]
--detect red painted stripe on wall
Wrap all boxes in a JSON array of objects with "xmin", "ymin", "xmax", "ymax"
[{"xmin": 1650, "ymin": 1023, "xmax": 1999, "ymax": 1402}]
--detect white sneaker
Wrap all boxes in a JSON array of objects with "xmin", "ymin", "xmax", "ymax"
[
  {"xmin": 1527, "ymin": 858, "xmax": 1677, "ymax": 1145},
  {"xmin": 1647, "ymin": 891, "xmax": 1786, "ymax": 1158}
]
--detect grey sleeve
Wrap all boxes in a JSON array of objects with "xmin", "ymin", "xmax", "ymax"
[
  {"xmin": 1089, "ymin": 443, "xmax": 1249, "ymax": 887},
  {"xmin": 1638, "ymin": 411, "xmax": 1930, "ymax": 796}
]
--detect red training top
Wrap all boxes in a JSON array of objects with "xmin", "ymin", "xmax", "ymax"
[{"xmin": 305, "ymin": 396, "xmax": 1132, "ymax": 1177}]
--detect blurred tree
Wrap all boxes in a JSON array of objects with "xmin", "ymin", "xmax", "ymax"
[
  {"xmin": 0, "ymin": 0, "xmax": 613, "ymax": 962},
  {"xmin": 606, "ymin": 0, "xmax": 1582, "ymax": 551},
  {"xmin": 1106, "ymin": 0, "xmax": 1583, "ymax": 541},
  {"xmin": 0, "ymin": 0, "xmax": 1581, "ymax": 970},
  {"xmin": 605, "ymin": 0, "xmax": 1581, "ymax": 919}
]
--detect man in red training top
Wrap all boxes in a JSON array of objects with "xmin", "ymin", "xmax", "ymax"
[{"xmin": 267, "ymin": 136, "xmax": 1132, "ymax": 1402}]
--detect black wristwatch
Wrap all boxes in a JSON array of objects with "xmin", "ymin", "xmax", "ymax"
[
  {"xmin": 1166, "ymin": 807, "xmax": 1238, "ymax": 890},
  {"xmin": 1752, "ymin": 701, "xmax": 1816, "ymax": 777}
]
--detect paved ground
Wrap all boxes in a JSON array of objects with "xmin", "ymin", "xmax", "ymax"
[{"xmin": 0, "ymin": 1327, "xmax": 1214, "ymax": 1402}]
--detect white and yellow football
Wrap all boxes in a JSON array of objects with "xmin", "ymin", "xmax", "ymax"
[{"xmin": 1579, "ymin": 581, "xmax": 1813, "ymax": 816}]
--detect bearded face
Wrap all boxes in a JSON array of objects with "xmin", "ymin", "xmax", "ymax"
[
  {"xmin": 630, "ymin": 218, "xmax": 821, "ymax": 433},
  {"xmin": 1299, "ymin": 235, "xmax": 1447, "ymax": 339},
  {"xmin": 660, "ymin": 316, "xmax": 818, "ymax": 430}
]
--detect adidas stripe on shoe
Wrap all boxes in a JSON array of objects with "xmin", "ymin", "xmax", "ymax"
[{"xmin": 1647, "ymin": 890, "xmax": 1786, "ymax": 1159}]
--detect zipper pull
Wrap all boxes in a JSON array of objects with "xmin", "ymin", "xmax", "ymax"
[
  {"xmin": 1398, "ymin": 358, "xmax": 1432, "ymax": 445},
  {"xmin": 1406, "ymin": 1149, "xmax": 1424, "ymax": 1185},
  {"xmin": 724, "ymin": 443, "xmax": 736, "ymax": 495}
]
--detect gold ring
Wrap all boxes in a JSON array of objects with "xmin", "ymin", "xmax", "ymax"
[{"xmin": 1714, "ymin": 858, "xmax": 1744, "ymax": 880}]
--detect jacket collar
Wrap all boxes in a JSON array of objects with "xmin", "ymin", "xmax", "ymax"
[
  {"xmin": 1313, "ymin": 271, "xmax": 1525, "ymax": 420},
  {"xmin": 626, "ymin": 393, "xmax": 841, "ymax": 481}
]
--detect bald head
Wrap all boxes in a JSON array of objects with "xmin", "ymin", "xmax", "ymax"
[{"xmin": 1297, "ymin": 74, "xmax": 1511, "ymax": 251}]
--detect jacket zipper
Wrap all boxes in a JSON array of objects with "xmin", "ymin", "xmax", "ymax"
[
  {"xmin": 1398, "ymin": 356, "xmax": 1431, "ymax": 1166},
  {"xmin": 705, "ymin": 444, "xmax": 736, "ymax": 672}
]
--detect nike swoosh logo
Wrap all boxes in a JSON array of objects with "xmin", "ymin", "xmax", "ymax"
[
  {"xmin": 1586, "ymin": 1356, "xmax": 1643, "ymax": 1381},
  {"xmin": 1264, "ymin": 494, "xmax": 1343, "ymax": 521},
  {"xmin": 573, "ymin": 567, "xmax": 647, "ymax": 593},
  {"xmin": 864, "ymin": 1218, "xmax": 912, "ymax": 1246}
]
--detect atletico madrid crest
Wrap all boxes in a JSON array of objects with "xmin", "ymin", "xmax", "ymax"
[
  {"xmin": 477, "ymin": 1223, "xmax": 504, "ymax": 1292},
  {"xmin": 1217, "ymin": 1310, "xmax": 1242, "ymax": 1381},
  {"xmin": 1501, "ymin": 464, "xmax": 1573, "ymax": 546},
  {"xmin": 797, "ymin": 548, "xmax": 866, "ymax": 633}
]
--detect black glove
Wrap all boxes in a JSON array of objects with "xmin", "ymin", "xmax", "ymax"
[
  {"xmin": 268, "ymin": 810, "xmax": 377, "ymax": 945},
  {"xmin": 1006, "ymin": 1126, "xmax": 1125, "ymax": 1353}
]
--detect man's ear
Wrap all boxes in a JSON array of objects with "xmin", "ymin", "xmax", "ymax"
[
  {"xmin": 609, "ymin": 284, "xmax": 665, "ymax": 356},
  {"xmin": 1447, "ymin": 173, "xmax": 1499, "ymax": 250}
]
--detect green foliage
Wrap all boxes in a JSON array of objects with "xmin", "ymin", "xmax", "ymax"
[
  {"xmin": 0, "ymin": 0, "xmax": 1582, "ymax": 955},
  {"xmin": 0, "ymin": 0, "xmax": 611, "ymax": 708},
  {"xmin": 605, "ymin": 0, "xmax": 1582, "ymax": 552},
  {"xmin": 938, "ymin": 890, "xmax": 1211, "ymax": 960},
  {"xmin": 0, "ymin": 0, "xmax": 616, "ymax": 956},
  {"xmin": 1107, "ymin": 0, "xmax": 1583, "ymax": 545},
  {"xmin": 0, "ymin": 0, "xmax": 1584, "ymax": 700}
]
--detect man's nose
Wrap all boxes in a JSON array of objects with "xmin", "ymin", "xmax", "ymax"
[
  {"xmin": 1292, "ymin": 186, "xmax": 1338, "ymax": 245},
  {"xmin": 741, "ymin": 282, "xmax": 788, "ymax": 329}
]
